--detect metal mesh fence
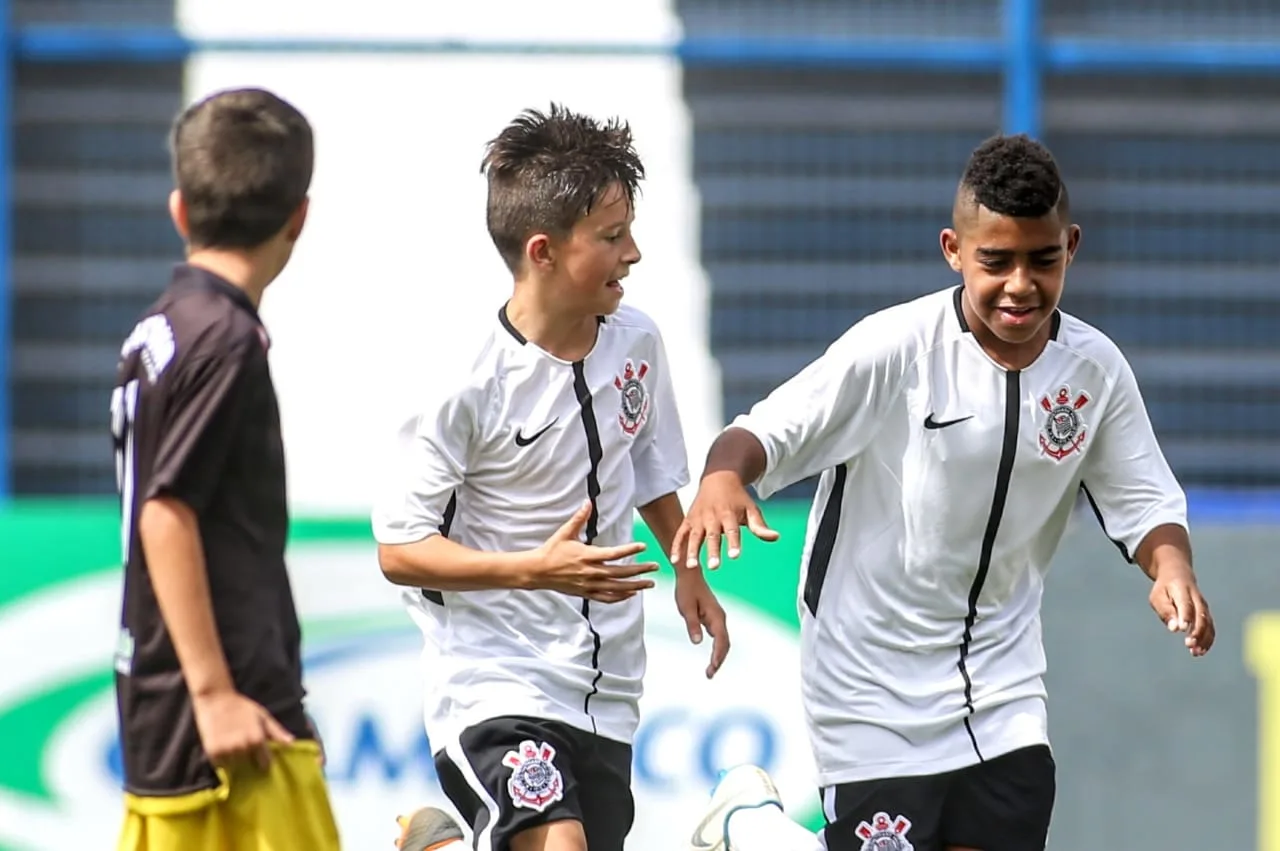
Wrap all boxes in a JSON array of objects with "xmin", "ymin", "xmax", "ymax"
[{"xmin": 7, "ymin": 0, "xmax": 1280, "ymax": 495}]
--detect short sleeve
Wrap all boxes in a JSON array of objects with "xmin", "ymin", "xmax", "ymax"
[
  {"xmin": 145, "ymin": 341, "xmax": 253, "ymax": 513},
  {"xmin": 630, "ymin": 329, "xmax": 690, "ymax": 508},
  {"xmin": 371, "ymin": 389, "xmax": 476, "ymax": 545},
  {"xmin": 1080, "ymin": 355, "xmax": 1188, "ymax": 562},
  {"xmin": 731, "ymin": 316, "xmax": 906, "ymax": 499}
]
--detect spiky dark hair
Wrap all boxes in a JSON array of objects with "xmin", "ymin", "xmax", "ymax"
[
  {"xmin": 480, "ymin": 103, "xmax": 644, "ymax": 272},
  {"xmin": 958, "ymin": 134, "xmax": 1069, "ymax": 220}
]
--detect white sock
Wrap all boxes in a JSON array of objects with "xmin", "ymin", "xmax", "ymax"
[{"xmin": 726, "ymin": 803, "xmax": 825, "ymax": 851}]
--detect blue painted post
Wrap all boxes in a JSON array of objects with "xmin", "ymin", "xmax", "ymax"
[
  {"xmin": 0, "ymin": 0, "xmax": 11, "ymax": 500},
  {"xmin": 1002, "ymin": 0, "xmax": 1042, "ymax": 137}
]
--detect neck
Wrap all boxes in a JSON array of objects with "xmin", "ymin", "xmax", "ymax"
[
  {"xmin": 505, "ymin": 284, "xmax": 599, "ymax": 362},
  {"xmin": 961, "ymin": 291, "xmax": 1049, "ymax": 371},
  {"xmin": 186, "ymin": 248, "xmax": 279, "ymax": 309}
]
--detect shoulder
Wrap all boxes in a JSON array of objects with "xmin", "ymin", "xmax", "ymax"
[
  {"xmin": 1052, "ymin": 310, "xmax": 1133, "ymax": 382},
  {"xmin": 828, "ymin": 286, "xmax": 960, "ymax": 364},
  {"xmin": 401, "ymin": 326, "xmax": 512, "ymax": 428}
]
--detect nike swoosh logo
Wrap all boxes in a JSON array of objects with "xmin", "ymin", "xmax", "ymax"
[
  {"xmin": 924, "ymin": 413, "xmax": 973, "ymax": 430},
  {"xmin": 514, "ymin": 418, "xmax": 558, "ymax": 447}
]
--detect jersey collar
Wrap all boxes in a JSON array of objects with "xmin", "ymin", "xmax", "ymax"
[
  {"xmin": 951, "ymin": 284, "xmax": 1062, "ymax": 341},
  {"xmin": 171, "ymin": 263, "xmax": 262, "ymax": 322}
]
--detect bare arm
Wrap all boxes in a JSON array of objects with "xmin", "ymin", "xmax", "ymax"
[
  {"xmin": 1135, "ymin": 522, "xmax": 1214, "ymax": 656},
  {"xmin": 138, "ymin": 496, "xmax": 234, "ymax": 698},
  {"xmin": 378, "ymin": 535, "xmax": 538, "ymax": 591},
  {"xmin": 1135, "ymin": 522, "xmax": 1193, "ymax": 582},
  {"xmin": 701, "ymin": 427, "xmax": 768, "ymax": 485},
  {"xmin": 378, "ymin": 500, "xmax": 658, "ymax": 603},
  {"xmin": 637, "ymin": 492, "xmax": 685, "ymax": 560}
]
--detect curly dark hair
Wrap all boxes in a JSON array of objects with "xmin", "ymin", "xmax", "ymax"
[
  {"xmin": 481, "ymin": 103, "xmax": 645, "ymax": 272},
  {"xmin": 958, "ymin": 134, "xmax": 1069, "ymax": 220}
]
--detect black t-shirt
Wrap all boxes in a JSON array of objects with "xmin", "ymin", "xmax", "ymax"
[{"xmin": 111, "ymin": 264, "xmax": 309, "ymax": 796}]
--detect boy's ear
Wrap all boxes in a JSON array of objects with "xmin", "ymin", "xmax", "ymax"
[
  {"xmin": 525, "ymin": 232, "xmax": 555, "ymax": 271},
  {"xmin": 285, "ymin": 196, "xmax": 310, "ymax": 244},
  {"xmin": 168, "ymin": 190, "xmax": 190, "ymax": 241}
]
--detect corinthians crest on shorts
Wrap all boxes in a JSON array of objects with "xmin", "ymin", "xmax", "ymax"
[
  {"xmin": 855, "ymin": 812, "xmax": 914, "ymax": 851},
  {"xmin": 1038, "ymin": 384, "xmax": 1091, "ymax": 461},
  {"xmin": 614, "ymin": 359, "xmax": 651, "ymax": 436},
  {"xmin": 502, "ymin": 739, "xmax": 565, "ymax": 812}
]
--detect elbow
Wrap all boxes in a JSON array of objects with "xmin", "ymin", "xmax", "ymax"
[{"xmin": 377, "ymin": 543, "xmax": 421, "ymax": 587}]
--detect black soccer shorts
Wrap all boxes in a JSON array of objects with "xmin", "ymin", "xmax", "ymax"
[
  {"xmin": 433, "ymin": 715, "xmax": 635, "ymax": 851},
  {"xmin": 820, "ymin": 745, "xmax": 1056, "ymax": 851}
]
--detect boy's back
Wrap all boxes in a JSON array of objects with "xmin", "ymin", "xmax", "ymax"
[{"xmin": 113, "ymin": 263, "xmax": 306, "ymax": 794}]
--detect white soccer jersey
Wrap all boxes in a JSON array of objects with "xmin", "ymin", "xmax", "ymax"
[
  {"xmin": 732, "ymin": 286, "xmax": 1187, "ymax": 787},
  {"xmin": 373, "ymin": 303, "xmax": 689, "ymax": 750}
]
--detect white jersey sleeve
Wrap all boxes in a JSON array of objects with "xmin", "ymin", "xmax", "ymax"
[
  {"xmin": 371, "ymin": 386, "xmax": 479, "ymax": 545},
  {"xmin": 1080, "ymin": 353, "xmax": 1188, "ymax": 561},
  {"xmin": 731, "ymin": 313, "xmax": 907, "ymax": 500},
  {"xmin": 629, "ymin": 323, "xmax": 691, "ymax": 508}
]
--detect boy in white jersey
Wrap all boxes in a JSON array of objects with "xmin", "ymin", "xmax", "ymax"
[
  {"xmin": 677, "ymin": 135, "xmax": 1216, "ymax": 851},
  {"xmin": 373, "ymin": 104, "xmax": 729, "ymax": 851}
]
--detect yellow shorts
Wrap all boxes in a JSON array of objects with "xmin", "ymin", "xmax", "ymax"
[{"xmin": 117, "ymin": 740, "xmax": 340, "ymax": 851}]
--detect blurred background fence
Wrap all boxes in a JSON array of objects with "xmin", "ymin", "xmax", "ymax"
[
  {"xmin": 7, "ymin": 0, "xmax": 1280, "ymax": 498},
  {"xmin": 0, "ymin": 1, "xmax": 1277, "ymax": 850}
]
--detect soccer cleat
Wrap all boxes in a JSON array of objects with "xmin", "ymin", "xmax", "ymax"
[
  {"xmin": 688, "ymin": 764, "xmax": 784, "ymax": 851},
  {"xmin": 396, "ymin": 806, "xmax": 465, "ymax": 850}
]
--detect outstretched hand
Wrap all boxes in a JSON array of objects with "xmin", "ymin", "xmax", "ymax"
[{"xmin": 671, "ymin": 471, "xmax": 780, "ymax": 571}]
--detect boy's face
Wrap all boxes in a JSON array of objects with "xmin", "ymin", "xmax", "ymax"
[
  {"xmin": 941, "ymin": 203, "xmax": 1081, "ymax": 355},
  {"xmin": 544, "ymin": 181, "xmax": 641, "ymax": 316}
]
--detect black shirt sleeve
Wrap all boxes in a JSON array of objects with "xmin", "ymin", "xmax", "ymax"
[{"xmin": 144, "ymin": 339, "xmax": 254, "ymax": 513}]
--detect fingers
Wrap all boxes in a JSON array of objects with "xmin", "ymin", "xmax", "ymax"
[
  {"xmin": 745, "ymin": 504, "xmax": 781, "ymax": 542},
  {"xmin": 549, "ymin": 499, "xmax": 594, "ymax": 543},
  {"xmin": 592, "ymin": 541, "xmax": 648, "ymax": 562},
  {"xmin": 594, "ymin": 560, "xmax": 660, "ymax": 578},
  {"xmin": 683, "ymin": 605, "xmax": 704, "ymax": 646},
  {"xmin": 671, "ymin": 522, "xmax": 692, "ymax": 570},
  {"xmin": 263, "ymin": 710, "xmax": 295, "ymax": 744},
  {"xmin": 1149, "ymin": 584, "xmax": 1179, "ymax": 629},
  {"xmin": 1168, "ymin": 583, "xmax": 1196, "ymax": 634},
  {"xmin": 1186, "ymin": 591, "xmax": 1215, "ymax": 656},
  {"xmin": 705, "ymin": 611, "xmax": 731, "ymax": 680},
  {"xmin": 682, "ymin": 518, "xmax": 711, "ymax": 570}
]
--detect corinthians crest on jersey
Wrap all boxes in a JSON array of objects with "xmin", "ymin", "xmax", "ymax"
[
  {"xmin": 855, "ymin": 812, "xmax": 914, "ymax": 851},
  {"xmin": 502, "ymin": 739, "xmax": 565, "ymax": 812},
  {"xmin": 614, "ymin": 359, "xmax": 651, "ymax": 436},
  {"xmin": 1039, "ymin": 384, "xmax": 1091, "ymax": 461}
]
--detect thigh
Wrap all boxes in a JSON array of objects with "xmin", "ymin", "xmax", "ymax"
[
  {"xmin": 434, "ymin": 716, "xmax": 588, "ymax": 851},
  {"xmin": 822, "ymin": 772, "xmax": 948, "ymax": 851},
  {"xmin": 942, "ymin": 745, "xmax": 1056, "ymax": 851},
  {"xmin": 574, "ymin": 733, "xmax": 634, "ymax": 851}
]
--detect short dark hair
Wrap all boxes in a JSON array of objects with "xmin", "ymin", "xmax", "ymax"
[
  {"xmin": 170, "ymin": 87, "xmax": 314, "ymax": 249},
  {"xmin": 958, "ymin": 134, "xmax": 1070, "ymax": 220},
  {"xmin": 481, "ymin": 103, "xmax": 645, "ymax": 272}
]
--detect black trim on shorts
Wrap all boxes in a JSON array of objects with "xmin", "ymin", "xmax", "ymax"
[
  {"xmin": 956, "ymin": 370, "xmax": 1021, "ymax": 761},
  {"xmin": 803, "ymin": 463, "xmax": 849, "ymax": 617},
  {"xmin": 571, "ymin": 360, "xmax": 605, "ymax": 727}
]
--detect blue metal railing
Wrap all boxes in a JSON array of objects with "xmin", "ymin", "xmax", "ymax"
[{"xmin": 3, "ymin": 0, "xmax": 1280, "ymax": 500}]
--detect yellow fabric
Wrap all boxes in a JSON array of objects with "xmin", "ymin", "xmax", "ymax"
[{"xmin": 117, "ymin": 740, "xmax": 340, "ymax": 851}]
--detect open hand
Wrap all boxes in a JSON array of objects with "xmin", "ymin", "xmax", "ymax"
[{"xmin": 530, "ymin": 500, "xmax": 660, "ymax": 603}]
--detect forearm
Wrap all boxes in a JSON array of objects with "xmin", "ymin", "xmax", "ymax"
[
  {"xmin": 638, "ymin": 492, "xmax": 684, "ymax": 564},
  {"xmin": 378, "ymin": 534, "xmax": 536, "ymax": 591},
  {"xmin": 1134, "ymin": 522, "xmax": 1194, "ymax": 582},
  {"xmin": 701, "ymin": 427, "xmax": 768, "ymax": 486},
  {"xmin": 138, "ymin": 497, "xmax": 234, "ymax": 698}
]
